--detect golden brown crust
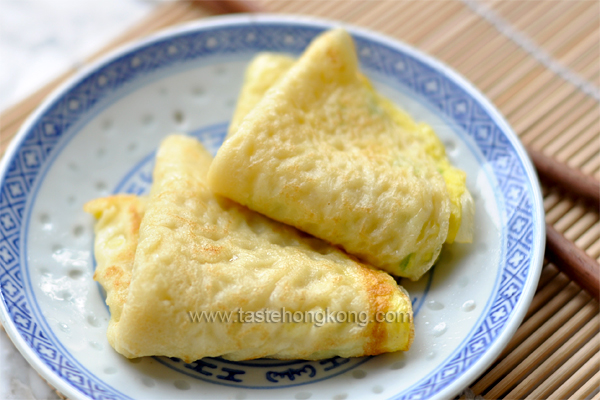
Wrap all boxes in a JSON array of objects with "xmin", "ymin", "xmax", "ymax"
[
  {"xmin": 85, "ymin": 195, "xmax": 145, "ymax": 324},
  {"xmin": 127, "ymin": 201, "xmax": 143, "ymax": 237},
  {"xmin": 361, "ymin": 267, "xmax": 394, "ymax": 355}
]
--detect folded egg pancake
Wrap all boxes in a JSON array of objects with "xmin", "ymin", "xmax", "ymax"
[
  {"xmin": 227, "ymin": 52, "xmax": 474, "ymax": 245},
  {"xmin": 86, "ymin": 135, "xmax": 413, "ymax": 361},
  {"xmin": 210, "ymin": 29, "xmax": 473, "ymax": 280},
  {"xmin": 228, "ymin": 53, "xmax": 296, "ymax": 139}
]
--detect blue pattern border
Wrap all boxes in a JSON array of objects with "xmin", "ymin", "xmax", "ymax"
[{"xmin": 0, "ymin": 16, "xmax": 544, "ymax": 400}]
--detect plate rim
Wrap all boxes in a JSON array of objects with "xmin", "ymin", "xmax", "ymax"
[{"xmin": 0, "ymin": 13, "xmax": 546, "ymax": 400}]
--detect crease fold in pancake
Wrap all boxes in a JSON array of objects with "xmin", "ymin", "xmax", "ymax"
[
  {"xmin": 86, "ymin": 134, "xmax": 413, "ymax": 362},
  {"xmin": 209, "ymin": 29, "xmax": 474, "ymax": 281}
]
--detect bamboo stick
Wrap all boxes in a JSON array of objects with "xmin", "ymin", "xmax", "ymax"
[
  {"xmin": 471, "ymin": 293, "xmax": 594, "ymax": 395},
  {"xmin": 483, "ymin": 300, "xmax": 598, "ymax": 399},
  {"xmin": 568, "ymin": 369, "xmax": 600, "ymax": 400},
  {"xmin": 526, "ymin": 331, "xmax": 600, "ymax": 399},
  {"xmin": 545, "ymin": 223, "xmax": 600, "ymax": 301},
  {"xmin": 531, "ymin": 147, "xmax": 600, "ymax": 207},
  {"xmin": 548, "ymin": 351, "xmax": 600, "ymax": 400},
  {"xmin": 507, "ymin": 316, "xmax": 599, "ymax": 399}
]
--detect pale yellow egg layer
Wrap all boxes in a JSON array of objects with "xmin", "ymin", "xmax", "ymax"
[
  {"xmin": 210, "ymin": 29, "xmax": 473, "ymax": 280},
  {"xmin": 86, "ymin": 135, "xmax": 413, "ymax": 361},
  {"xmin": 227, "ymin": 53, "xmax": 473, "ymax": 245}
]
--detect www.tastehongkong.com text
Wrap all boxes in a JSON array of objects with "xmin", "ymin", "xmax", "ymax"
[{"xmin": 187, "ymin": 308, "xmax": 411, "ymax": 328}]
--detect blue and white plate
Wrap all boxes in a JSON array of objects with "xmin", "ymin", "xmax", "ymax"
[{"xmin": 0, "ymin": 15, "xmax": 544, "ymax": 400}]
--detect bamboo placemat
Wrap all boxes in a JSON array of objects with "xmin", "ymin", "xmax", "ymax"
[{"xmin": 1, "ymin": 1, "xmax": 598, "ymax": 399}]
